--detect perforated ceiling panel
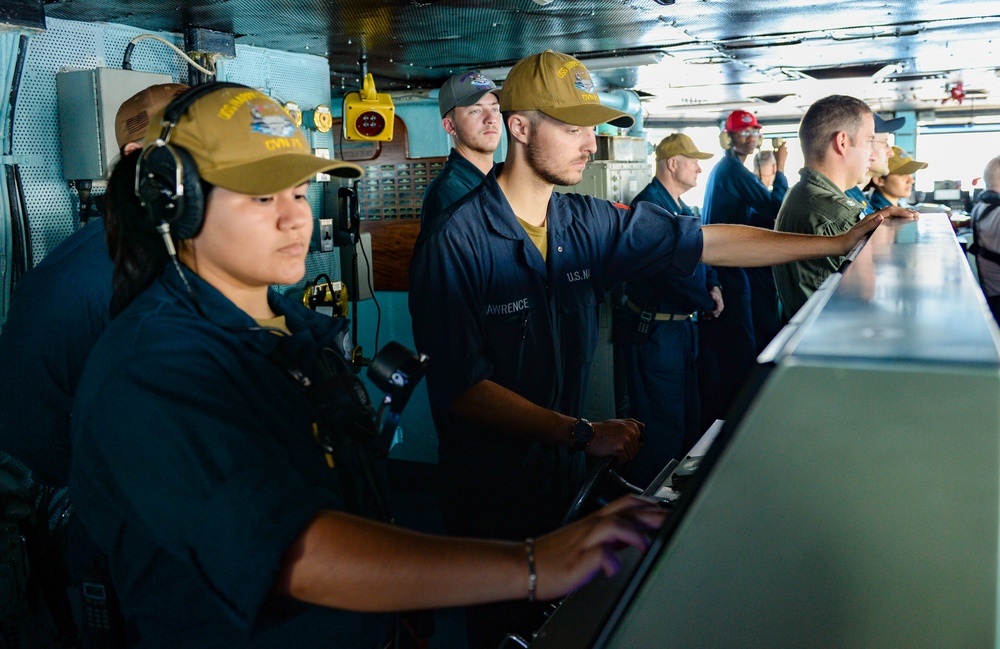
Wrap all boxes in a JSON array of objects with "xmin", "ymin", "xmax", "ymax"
[
  {"xmin": 40, "ymin": 0, "xmax": 1000, "ymax": 123},
  {"xmin": 13, "ymin": 17, "xmax": 341, "ymax": 288}
]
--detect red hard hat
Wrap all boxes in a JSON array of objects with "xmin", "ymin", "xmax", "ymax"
[{"xmin": 725, "ymin": 110, "xmax": 761, "ymax": 132}]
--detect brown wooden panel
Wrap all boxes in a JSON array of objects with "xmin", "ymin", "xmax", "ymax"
[{"xmin": 360, "ymin": 219, "xmax": 420, "ymax": 291}]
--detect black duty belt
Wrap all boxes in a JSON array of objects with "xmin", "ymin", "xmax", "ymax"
[{"xmin": 625, "ymin": 299, "xmax": 695, "ymax": 321}]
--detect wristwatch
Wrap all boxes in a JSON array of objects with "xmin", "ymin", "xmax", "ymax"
[{"xmin": 571, "ymin": 417, "xmax": 594, "ymax": 452}]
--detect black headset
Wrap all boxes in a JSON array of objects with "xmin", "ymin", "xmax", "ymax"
[{"xmin": 134, "ymin": 81, "xmax": 248, "ymax": 240}]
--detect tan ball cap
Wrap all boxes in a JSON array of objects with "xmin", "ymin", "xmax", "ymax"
[
  {"xmin": 499, "ymin": 50, "xmax": 634, "ymax": 128},
  {"xmin": 656, "ymin": 133, "xmax": 713, "ymax": 161},
  {"xmin": 143, "ymin": 85, "xmax": 362, "ymax": 194},
  {"xmin": 887, "ymin": 146, "xmax": 928, "ymax": 176}
]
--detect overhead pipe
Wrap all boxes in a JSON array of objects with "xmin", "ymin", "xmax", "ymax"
[{"xmin": 598, "ymin": 88, "xmax": 645, "ymax": 138}]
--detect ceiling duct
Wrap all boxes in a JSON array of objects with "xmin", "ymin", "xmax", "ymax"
[
  {"xmin": 749, "ymin": 94, "xmax": 795, "ymax": 104},
  {"xmin": 797, "ymin": 62, "xmax": 900, "ymax": 80},
  {"xmin": 883, "ymin": 72, "xmax": 948, "ymax": 83}
]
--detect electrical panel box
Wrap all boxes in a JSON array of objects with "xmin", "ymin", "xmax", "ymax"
[
  {"xmin": 56, "ymin": 68, "xmax": 173, "ymax": 180},
  {"xmin": 556, "ymin": 160, "xmax": 652, "ymax": 206},
  {"xmin": 595, "ymin": 135, "xmax": 647, "ymax": 162}
]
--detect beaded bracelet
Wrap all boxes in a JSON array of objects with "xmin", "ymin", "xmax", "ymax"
[{"xmin": 525, "ymin": 537, "xmax": 537, "ymax": 602}]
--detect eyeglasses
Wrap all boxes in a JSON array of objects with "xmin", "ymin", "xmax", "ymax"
[{"xmin": 734, "ymin": 129, "xmax": 761, "ymax": 138}]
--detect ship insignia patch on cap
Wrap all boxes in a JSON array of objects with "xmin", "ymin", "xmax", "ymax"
[
  {"xmin": 250, "ymin": 105, "xmax": 297, "ymax": 138},
  {"xmin": 469, "ymin": 72, "xmax": 494, "ymax": 89},
  {"xmin": 574, "ymin": 71, "xmax": 595, "ymax": 94}
]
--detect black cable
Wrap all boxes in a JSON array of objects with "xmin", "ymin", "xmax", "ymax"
[
  {"xmin": 374, "ymin": 400, "xmax": 388, "ymax": 439},
  {"xmin": 4, "ymin": 36, "xmax": 30, "ymax": 291},
  {"xmin": 8, "ymin": 166, "xmax": 30, "ymax": 284},
  {"xmin": 158, "ymin": 222, "xmax": 288, "ymax": 337},
  {"xmin": 357, "ymin": 225, "xmax": 382, "ymax": 354},
  {"xmin": 350, "ymin": 231, "xmax": 360, "ymax": 353},
  {"xmin": 3, "ymin": 36, "xmax": 27, "ymax": 155},
  {"xmin": 121, "ymin": 42, "xmax": 135, "ymax": 70}
]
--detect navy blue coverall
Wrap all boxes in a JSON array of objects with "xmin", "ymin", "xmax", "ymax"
[
  {"xmin": 699, "ymin": 148, "xmax": 787, "ymax": 425},
  {"xmin": 0, "ymin": 218, "xmax": 112, "ymax": 487},
  {"xmin": 420, "ymin": 148, "xmax": 488, "ymax": 232},
  {"xmin": 409, "ymin": 166, "xmax": 702, "ymax": 648},
  {"xmin": 71, "ymin": 266, "xmax": 392, "ymax": 648},
  {"xmin": 409, "ymin": 166, "xmax": 703, "ymax": 541},
  {"xmin": 869, "ymin": 189, "xmax": 893, "ymax": 212},
  {"xmin": 619, "ymin": 178, "xmax": 721, "ymax": 487}
]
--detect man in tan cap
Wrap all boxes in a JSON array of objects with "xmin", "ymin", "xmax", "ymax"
[
  {"xmin": 421, "ymin": 70, "xmax": 501, "ymax": 230},
  {"xmin": 869, "ymin": 145, "xmax": 927, "ymax": 210},
  {"xmin": 409, "ymin": 49, "xmax": 909, "ymax": 649},
  {"xmin": 617, "ymin": 133, "xmax": 723, "ymax": 487},
  {"xmin": 0, "ymin": 81, "xmax": 187, "ymax": 646}
]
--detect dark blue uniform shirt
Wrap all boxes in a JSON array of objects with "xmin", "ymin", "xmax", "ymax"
[
  {"xmin": 409, "ymin": 166, "xmax": 703, "ymax": 540},
  {"xmin": 703, "ymin": 149, "xmax": 788, "ymax": 230},
  {"xmin": 699, "ymin": 149, "xmax": 788, "ymax": 421},
  {"xmin": 626, "ymin": 178, "xmax": 719, "ymax": 314},
  {"xmin": 0, "ymin": 219, "xmax": 112, "ymax": 487},
  {"xmin": 619, "ymin": 179, "xmax": 720, "ymax": 485},
  {"xmin": 70, "ymin": 266, "xmax": 391, "ymax": 648},
  {"xmin": 845, "ymin": 186, "xmax": 874, "ymax": 215},
  {"xmin": 420, "ymin": 148, "xmax": 488, "ymax": 233},
  {"xmin": 869, "ymin": 189, "xmax": 893, "ymax": 212}
]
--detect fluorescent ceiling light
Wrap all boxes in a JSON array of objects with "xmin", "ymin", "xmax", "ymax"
[{"xmin": 480, "ymin": 51, "xmax": 665, "ymax": 80}]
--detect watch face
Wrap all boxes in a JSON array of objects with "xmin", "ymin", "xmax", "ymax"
[{"xmin": 573, "ymin": 418, "xmax": 594, "ymax": 443}]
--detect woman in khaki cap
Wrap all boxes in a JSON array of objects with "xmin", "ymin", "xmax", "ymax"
[
  {"xmin": 869, "ymin": 146, "xmax": 928, "ymax": 210},
  {"xmin": 70, "ymin": 82, "xmax": 664, "ymax": 648}
]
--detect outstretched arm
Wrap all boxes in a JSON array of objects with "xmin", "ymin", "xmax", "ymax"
[
  {"xmin": 276, "ymin": 496, "xmax": 666, "ymax": 611},
  {"xmin": 701, "ymin": 206, "xmax": 916, "ymax": 267}
]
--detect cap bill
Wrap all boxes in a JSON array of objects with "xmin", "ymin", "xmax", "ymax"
[
  {"xmin": 540, "ymin": 104, "xmax": 634, "ymax": 128},
  {"xmin": 874, "ymin": 114, "xmax": 905, "ymax": 133},
  {"xmin": 202, "ymin": 154, "xmax": 363, "ymax": 194},
  {"xmin": 891, "ymin": 160, "xmax": 927, "ymax": 175},
  {"xmin": 455, "ymin": 88, "xmax": 498, "ymax": 109}
]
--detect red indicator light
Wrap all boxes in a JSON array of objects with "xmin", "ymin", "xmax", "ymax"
[{"xmin": 356, "ymin": 111, "xmax": 386, "ymax": 137}]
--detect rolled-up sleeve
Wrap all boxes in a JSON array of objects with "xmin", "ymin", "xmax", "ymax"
[{"xmin": 597, "ymin": 199, "xmax": 704, "ymax": 286}]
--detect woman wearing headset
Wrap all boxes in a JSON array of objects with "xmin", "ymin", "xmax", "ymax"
[{"xmin": 68, "ymin": 84, "xmax": 663, "ymax": 647}]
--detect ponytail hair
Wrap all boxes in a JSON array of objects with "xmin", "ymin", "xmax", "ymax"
[{"xmin": 103, "ymin": 150, "xmax": 212, "ymax": 317}]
